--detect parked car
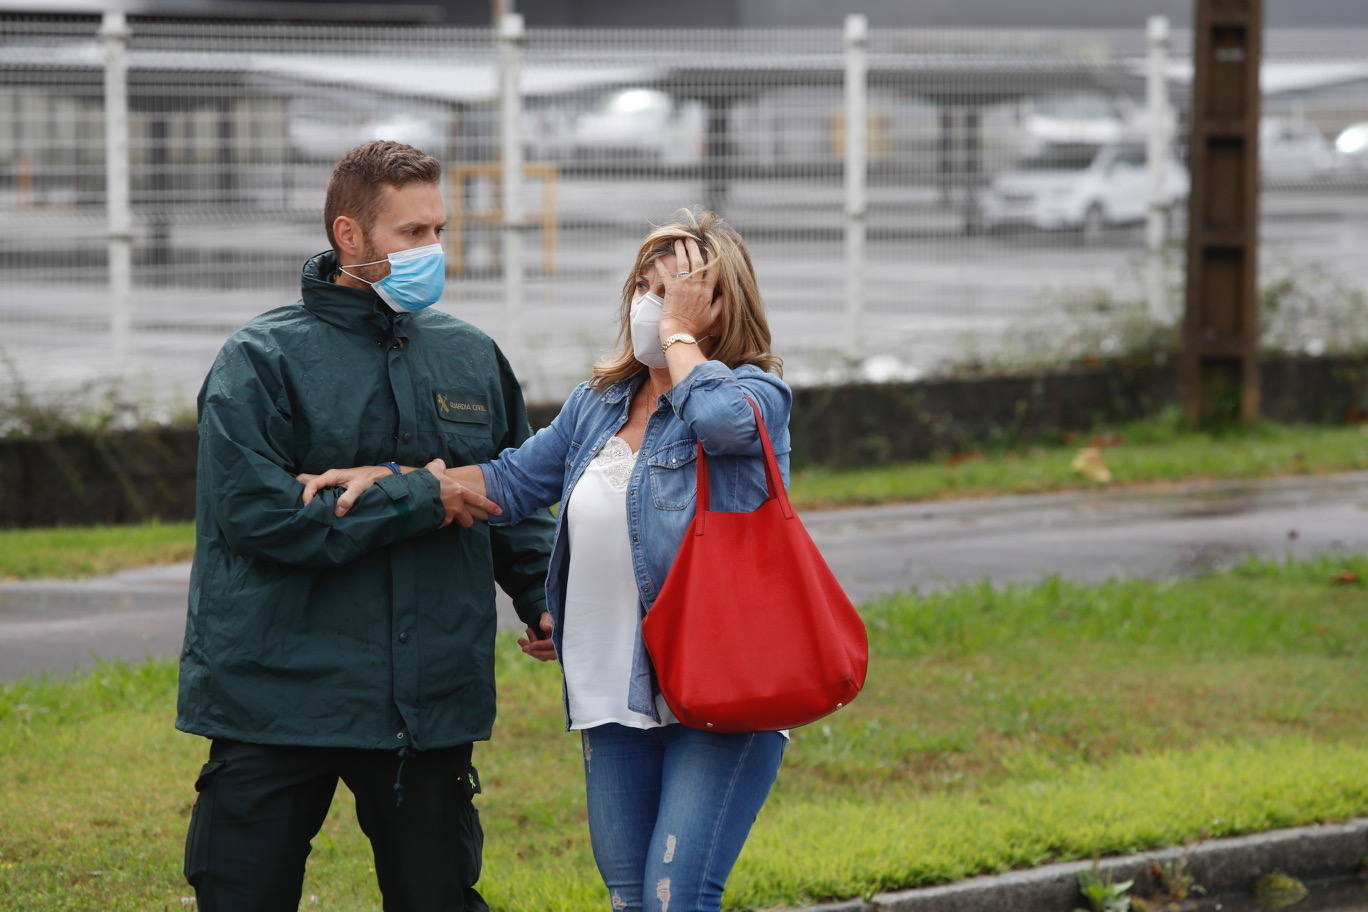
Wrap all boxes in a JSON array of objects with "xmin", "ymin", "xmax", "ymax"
[
  {"xmin": 1023, "ymin": 91, "xmax": 1134, "ymax": 147},
  {"xmin": 290, "ymin": 110, "xmax": 447, "ymax": 160},
  {"xmin": 571, "ymin": 88, "xmax": 704, "ymax": 165},
  {"xmin": 1260, "ymin": 118, "xmax": 1335, "ymax": 180},
  {"xmin": 979, "ymin": 142, "xmax": 1188, "ymax": 240},
  {"xmin": 1333, "ymin": 121, "xmax": 1368, "ymax": 174}
]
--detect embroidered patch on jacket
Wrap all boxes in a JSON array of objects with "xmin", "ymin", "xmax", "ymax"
[{"xmin": 434, "ymin": 391, "xmax": 489, "ymax": 424}]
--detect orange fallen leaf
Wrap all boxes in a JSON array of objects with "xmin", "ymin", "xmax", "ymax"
[
  {"xmin": 1070, "ymin": 446, "xmax": 1112, "ymax": 483},
  {"xmin": 1330, "ymin": 571, "xmax": 1361, "ymax": 586}
]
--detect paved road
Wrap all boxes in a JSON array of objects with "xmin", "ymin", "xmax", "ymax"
[{"xmin": 2, "ymin": 472, "xmax": 1365, "ymax": 682}]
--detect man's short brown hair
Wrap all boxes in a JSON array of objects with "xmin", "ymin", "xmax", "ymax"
[{"xmin": 323, "ymin": 141, "xmax": 441, "ymax": 253}]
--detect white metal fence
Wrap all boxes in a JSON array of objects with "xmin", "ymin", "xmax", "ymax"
[{"xmin": 3, "ymin": 15, "xmax": 1368, "ymax": 412}]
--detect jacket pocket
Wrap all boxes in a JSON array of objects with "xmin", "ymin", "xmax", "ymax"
[
  {"xmin": 442, "ymin": 430, "xmax": 492, "ymax": 466},
  {"xmin": 647, "ymin": 439, "xmax": 698, "ymax": 511},
  {"xmin": 435, "ymin": 389, "xmax": 492, "ymax": 465},
  {"xmin": 183, "ymin": 759, "xmax": 225, "ymax": 885}
]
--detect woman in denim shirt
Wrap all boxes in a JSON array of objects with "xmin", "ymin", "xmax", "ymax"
[{"xmin": 305, "ymin": 210, "xmax": 791, "ymax": 912}]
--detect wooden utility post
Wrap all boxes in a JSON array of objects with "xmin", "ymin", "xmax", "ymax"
[{"xmin": 1181, "ymin": 0, "xmax": 1262, "ymax": 423}]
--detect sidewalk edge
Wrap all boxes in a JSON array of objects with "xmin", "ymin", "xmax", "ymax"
[{"xmin": 772, "ymin": 818, "xmax": 1368, "ymax": 912}]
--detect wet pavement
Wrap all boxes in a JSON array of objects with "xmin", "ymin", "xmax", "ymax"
[
  {"xmin": 2, "ymin": 472, "xmax": 1366, "ymax": 682},
  {"xmin": 809, "ymin": 470, "xmax": 1368, "ymax": 603},
  {"xmin": 1194, "ymin": 878, "xmax": 1368, "ymax": 912}
]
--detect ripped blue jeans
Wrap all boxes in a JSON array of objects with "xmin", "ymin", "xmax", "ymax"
[{"xmin": 581, "ymin": 723, "xmax": 786, "ymax": 912}]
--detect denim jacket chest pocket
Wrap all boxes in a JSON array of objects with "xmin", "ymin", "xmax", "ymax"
[{"xmin": 646, "ymin": 438, "xmax": 698, "ymax": 510}]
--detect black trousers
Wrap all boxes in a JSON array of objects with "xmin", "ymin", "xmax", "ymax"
[{"xmin": 183, "ymin": 739, "xmax": 488, "ymax": 912}]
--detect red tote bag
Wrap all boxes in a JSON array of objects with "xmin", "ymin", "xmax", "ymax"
[{"xmin": 642, "ymin": 397, "xmax": 868, "ymax": 732}]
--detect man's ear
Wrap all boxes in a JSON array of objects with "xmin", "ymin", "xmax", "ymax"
[{"xmin": 333, "ymin": 215, "xmax": 364, "ymax": 261}]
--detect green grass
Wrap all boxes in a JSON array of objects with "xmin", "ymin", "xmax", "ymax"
[
  {"xmin": 2, "ymin": 555, "xmax": 1366, "ymax": 911},
  {"xmin": 790, "ymin": 416, "xmax": 1368, "ymax": 509},
  {"xmin": 0, "ymin": 521, "xmax": 195, "ymax": 582}
]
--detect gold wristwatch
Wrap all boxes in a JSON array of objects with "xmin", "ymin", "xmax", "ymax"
[{"xmin": 660, "ymin": 332, "xmax": 699, "ymax": 354}]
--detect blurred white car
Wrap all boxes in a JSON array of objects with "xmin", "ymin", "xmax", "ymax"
[
  {"xmin": 1333, "ymin": 121, "xmax": 1368, "ymax": 173},
  {"xmin": 1024, "ymin": 91, "xmax": 1133, "ymax": 147},
  {"xmin": 572, "ymin": 88, "xmax": 704, "ymax": 165},
  {"xmin": 1260, "ymin": 118, "xmax": 1335, "ymax": 180},
  {"xmin": 979, "ymin": 143, "xmax": 1188, "ymax": 239},
  {"xmin": 290, "ymin": 111, "xmax": 446, "ymax": 159}
]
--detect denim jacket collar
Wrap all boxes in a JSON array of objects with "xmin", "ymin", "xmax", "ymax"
[{"xmin": 601, "ymin": 371, "xmax": 646, "ymax": 406}]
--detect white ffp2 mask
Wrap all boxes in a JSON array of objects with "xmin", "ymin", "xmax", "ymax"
[{"xmin": 629, "ymin": 293, "xmax": 668, "ymax": 369}]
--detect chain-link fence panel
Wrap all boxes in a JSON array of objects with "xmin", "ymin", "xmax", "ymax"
[
  {"xmin": 2, "ymin": 17, "xmax": 504, "ymax": 416},
  {"xmin": 501, "ymin": 26, "xmax": 848, "ymax": 397},
  {"xmin": 3, "ymin": 16, "xmax": 1368, "ymax": 416},
  {"xmin": 1, "ymin": 17, "xmax": 114, "ymax": 405},
  {"xmin": 1250, "ymin": 29, "xmax": 1368, "ymax": 358}
]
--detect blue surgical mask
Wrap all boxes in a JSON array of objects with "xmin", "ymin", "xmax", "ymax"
[{"xmin": 339, "ymin": 243, "xmax": 445, "ymax": 313}]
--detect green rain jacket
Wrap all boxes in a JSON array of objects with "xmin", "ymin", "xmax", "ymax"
[{"xmin": 176, "ymin": 250, "xmax": 554, "ymax": 751}]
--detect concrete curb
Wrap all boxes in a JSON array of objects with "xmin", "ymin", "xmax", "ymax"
[{"xmin": 774, "ymin": 819, "xmax": 1368, "ymax": 912}]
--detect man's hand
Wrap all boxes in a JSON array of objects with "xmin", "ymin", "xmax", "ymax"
[
  {"xmin": 427, "ymin": 458, "xmax": 503, "ymax": 528},
  {"xmin": 298, "ymin": 465, "xmax": 392, "ymax": 516},
  {"xmin": 517, "ymin": 612, "xmax": 555, "ymax": 662},
  {"xmin": 298, "ymin": 459, "xmax": 502, "ymax": 526}
]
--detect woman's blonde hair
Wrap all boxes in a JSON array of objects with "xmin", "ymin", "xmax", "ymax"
[{"xmin": 590, "ymin": 208, "xmax": 781, "ymax": 389}]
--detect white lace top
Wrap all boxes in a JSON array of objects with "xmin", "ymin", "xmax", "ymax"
[{"xmin": 561, "ymin": 437, "xmax": 678, "ymax": 730}]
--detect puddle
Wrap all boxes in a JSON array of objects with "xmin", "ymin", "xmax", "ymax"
[
  {"xmin": 1167, "ymin": 541, "xmax": 1257, "ymax": 576},
  {"xmin": 1168, "ymin": 487, "xmax": 1265, "ymax": 520},
  {"xmin": 1172, "ymin": 500, "xmax": 1262, "ymax": 520},
  {"xmin": 1186, "ymin": 877, "xmax": 1368, "ymax": 912}
]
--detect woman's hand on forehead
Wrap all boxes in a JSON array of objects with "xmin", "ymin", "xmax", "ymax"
[{"xmin": 653, "ymin": 238, "xmax": 721, "ymax": 339}]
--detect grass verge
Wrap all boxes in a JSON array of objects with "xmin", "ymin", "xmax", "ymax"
[
  {"xmin": 0, "ymin": 521, "xmax": 195, "ymax": 582},
  {"xmin": 2, "ymin": 554, "xmax": 1365, "ymax": 911},
  {"xmin": 790, "ymin": 416, "xmax": 1368, "ymax": 509},
  {"xmin": 5, "ymin": 418, "xmax": 1368, "ymax": 582}
]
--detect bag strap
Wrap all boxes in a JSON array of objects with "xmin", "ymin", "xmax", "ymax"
[{"xmin": 693, "ymin": 395, "xmax": 793, "ymax": 534}]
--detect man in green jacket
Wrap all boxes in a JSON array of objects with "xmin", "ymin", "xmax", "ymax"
[{"xmin": 177, "ymin": 141, "xmax": 554, "ymax": 912}]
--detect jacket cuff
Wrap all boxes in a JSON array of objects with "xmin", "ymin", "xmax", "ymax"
[
  {"xmin": 662, "ymin": 360, "xmax": 733, "ymax": 417},
  {"xmin": 478, "ymin": 463, "xmax": 512, "ymax": 526},
  {"xmin": 512, "ymin": 588, "xmax": 548, "ymax": 626},
  {"xmin": 376, "ymin": 469, "xmax": 445, "ymax": 534}
]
